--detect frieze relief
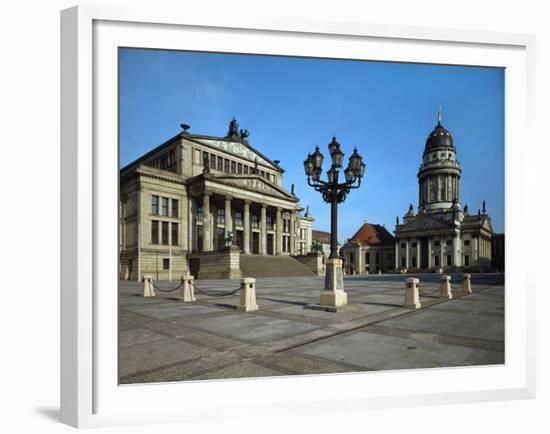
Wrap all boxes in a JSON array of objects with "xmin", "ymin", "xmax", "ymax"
[{"xmin": 201, "ymin": 139, "xmax": 272, "ymax": 167}]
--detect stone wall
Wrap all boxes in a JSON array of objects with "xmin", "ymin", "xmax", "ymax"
[
  {"xmin": 293, "ymin": 252, "xmax": 325, "ymax": 275},
  {"xmin": 196, "ymin": 245, "xmax": 242, "ymax": 279}
]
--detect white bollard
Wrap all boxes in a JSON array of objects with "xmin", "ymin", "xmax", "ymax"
[
  {"xmin": 142, "ymin": 274, "xmax": 155, "ymax": 297},
  {"xmin": 237, "ymin": 277, "xmax": 259, "ymax": 312},
  {"xmin": 462, "ymin": 273, "xmax": 472, "ymax": 294},
  {"xmin": 180, "ymin": 273, "xmax": 196, "ymax": 303},
  {"xmin": 404, "ymin": 278, "xmax": 421, "ymax": 309},
  {"xmin": 439, "ymin": 275, "xmax": 453, "ymax": 299}
]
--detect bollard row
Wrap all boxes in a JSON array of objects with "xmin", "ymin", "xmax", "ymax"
[{"xmin": 403, "ymin": 273, "xmax": 473, "ymax": 309}]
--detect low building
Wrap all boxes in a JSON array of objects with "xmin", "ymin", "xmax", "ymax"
[{"xmin": 340, "ymin": 223, "xmax": 396, "ymax": 274}]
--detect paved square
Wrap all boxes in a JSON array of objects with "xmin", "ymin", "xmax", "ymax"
[{"xmin": 119, "ymin": 273, "xmax": 504, "ymax": 383}]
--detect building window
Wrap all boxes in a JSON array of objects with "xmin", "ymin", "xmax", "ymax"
[
  {"xmin": 400, "ymin": 243, "xmax": 406, "ymax": 248},
  {"xmin": 251, "ymin": 214, "xmax": 259, "ymax": 228},
  {"xmin": 446, "ymin": 255, "xmax": 452, "ymax": 266},
  {"xmin": 366, "ymin": 252, "xmax": 370, "ymax": 264},
  {"xmin": 171, "ymin": 199, "xmax": 179, "ymax": 218},
  {"xmin": 171, "ymin": 223, "xmax": 178, "ymax": 245},
  {"xmin": 412, "ymin": 242, "xmax": 417, "ymax": 248},
  {"xmin": 464, "ymin": 255, "xmax": 470, "ymax": 266},
  {"xmin": 266, "ymin": 215, "xmax": 273, "ymax": 230},
  {"xmin": 401, "ymin": 257, "xmax": 406, "ymax": 267},
  {"xmin": 375, "ymin": 252, "xmax": 380, "ymax": 264},
  {"xmin": 151, "ymin": 220, "xmax": 159, "ymax": 244},
  {"xmin": 434, "ymin": 255, "xmax": 440, "ymax": 266},
  {"xmin": 217, "ymin": 208, "xmax": 225, "ymax": 225},
  {"xmin": 162, "ymin": 221, "xmax": 169, "ymax": 245},
  {"xmin": 235, "ymin": 211, "xmax": 243, "ymax": 226},
  {"xmin": 197, "ymin": 225, "xmax": 203, "ymax": 251},
  {"xmin": 196, "ymin": 205, "xmax": 203, "ymax": 221},
  {"xmin": 412, "ymin": 257, "xmax": 417, "ymax": 268},
  {"xmin": 464, "ymin": 240, "xmax": 470, "ymax": 246},
  {"xmin": 237, "ymin": 163, "xmax": 243, "ymax": 174},
  {"xmin": 210, "ymin": 153, "xmax": 216, "ymax": 170},
  {"xmin": 217, "ymin": 156, "xmax": 223, "ymax": 171},
  {"xmin": 434, "ymin": 241, "xmax": 441, "ymax": 247},
  {"xmin": 224, "ymin": 159, "xmax": 230, "ymax": 173},
  {"xmin": 244, "ymin": 166, "xmax": 249, "ymax": 174},
  {"xmin": 151, "ymin": 195, "xmax": 159, "ymax": 215},
  {"xmin": 217, "ymin": 228, "xmax": 225, "ymax": 250},
  {"xmin": 163, "ymin": 258, "xmax": 170, "ymax": 270},
  {"xmin": 446, "ymin": 239, "xmax": 452, "ymax": 246},
  {"xmin": 202, "ymin": 151, "xmax": 209, "ymax": 167},
  {"xmin": 231, "ymin": 161, "xmax": 236, "ymax": 174},
  {"xmin": 161, "ymin": 197, "xmax": 169, "ymax": 216}
]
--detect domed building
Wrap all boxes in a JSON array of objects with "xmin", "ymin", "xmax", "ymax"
[{"xmin": 394, "ymin": 110, "xmax": 493, "ymax": 272}]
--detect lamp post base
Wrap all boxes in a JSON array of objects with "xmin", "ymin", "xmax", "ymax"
[{"xmin": 319, "ymin": 258, "xmax": 347, "ymax": 308}]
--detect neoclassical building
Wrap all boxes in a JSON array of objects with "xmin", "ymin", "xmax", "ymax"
[
  {"xmin": 119, "ymin": 118, "xmax": 314, "ymax": 280},
  {"xmin": 394, "ymin": 111, "xmax": 493, "ymax": 272},
  {"xmin": 340, "ymin": 223, "xmax": 395, "ymax": 274}
]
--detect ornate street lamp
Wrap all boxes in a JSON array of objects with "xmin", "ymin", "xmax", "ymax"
[{"xmin": 304, "ymin": 137, "xmax": 365, "ymax": 309}]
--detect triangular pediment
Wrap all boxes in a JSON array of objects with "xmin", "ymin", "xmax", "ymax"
[
  {"xmin": 401, "ymin": 214, "xmax": 453, "ymax": 231},
  {"xmin": 209, "ymin": 175, "xmax": 295, "ymax": 201}
]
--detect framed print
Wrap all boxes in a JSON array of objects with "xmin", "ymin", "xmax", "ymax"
[{"xmin": 60, "ymin": 5, "xmax": 536, "ymax": 428}]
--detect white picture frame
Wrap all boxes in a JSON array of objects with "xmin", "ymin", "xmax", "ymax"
[{"xmin": 60, "ymin": 4, "xmax": 536, "ymax": 428}]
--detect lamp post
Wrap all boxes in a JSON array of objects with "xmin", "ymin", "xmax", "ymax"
[{"xmin": 304, "ymin": 137, "xmax": 365, "ymax": 308}]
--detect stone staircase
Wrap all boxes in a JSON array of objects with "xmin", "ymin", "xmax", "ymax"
[{"xmin": 240, "ymin": 254, "xmax": 316, "ymax": 278}]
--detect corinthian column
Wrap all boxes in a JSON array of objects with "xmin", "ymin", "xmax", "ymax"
[
  {"xmin": 224, "ymin": 196, "xmax": 233, "ymax": 243},
  {"xmin": 276, "ymin": 207, "xmax": 283, "ymax": 255},
  {"xmin": 260, "ymin": 204, "xmax": 267, "ymax": 255},
  {"xmin": 202, "ymin": 192, "xmax": 212, "ymax": 252},
  {"xmin": 243, "ymin": 200, "xmax": 250, "ymax": 254},
  {"xmin": 290, "ymin": 210, "xmax": 296, "ymax": 255}
]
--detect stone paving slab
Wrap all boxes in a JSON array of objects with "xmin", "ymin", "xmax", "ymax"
[{"xmin": 118, "ymin": 273, "xmax": 505, "ymax": 383}]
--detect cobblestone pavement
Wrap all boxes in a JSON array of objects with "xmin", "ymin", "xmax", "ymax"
[{"xmin": 118, "ymin": 273, "xmax": 504, "ymax": 384}]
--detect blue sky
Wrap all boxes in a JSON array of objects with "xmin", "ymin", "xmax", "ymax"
[{"xmin": 119, "ymin": 48, "xmax": 505, "ymax": 240}]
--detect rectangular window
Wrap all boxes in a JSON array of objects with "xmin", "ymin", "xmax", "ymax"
[
  {"xmin": 162, "ymin": 221, "xmax": 169, "ymax": 245},
  {"xmin": 210, "ymin": 153, "xmax": 216, "ymax": 170},
  {"xmin": 197, "ymin": 225, "xmax": 203, "ymax": 251},
  {"xmin": 251, "ymin": 215, "xmax": 259, "ymax": 228},
  {"xmin": 217, "ymin": 208, "xmax": 225, "ymax": 225},
  {"xmin": 163, "ymin": 258, "xmax": 170, "ymax": 270},
  {"xmin": 237, "ymin": 163, "xmax": 243, "ymax": 174},
  {"xmin": 375, "ymin": 252, "xmax": 380, "ymax": 263},
  {"xmin": 412, "ymin": 242, "xmax": 417, "ymax": 248},
  {"xmin": 217, "ymin": 156, "xmax": 223, "ymax": 171},
  {"xmin": 446, "ymin": 255, "xmax": 452, "ymax": 266},
  {"xmin": 400, "ymin": 243, "xmax": 406, "ymax": 248},
  {"xmin": 266, "ymin": 216, "xmax": 273, "ymax": 230},
  {"xmin": 171, "ymin": 199, "xmax": 179, "ymax": 218},
  {"xmin": 171, "ymin": 223, "xmax": 178, "ymax": 245},
  {"xmin": 196, "ymin": 205, "xmax": 203, "ymax": 221},
  {"xmin": 235, "ymin": 211, "xmax": 243, "ymax": 226},
  {"xmin": 151, "ymin": 195, "xmax": 159, "ymax": 215},
  {"xmin": 224, "ymin": 159, "xmax": 230, "ymax": 173},
  {"xmin": 464, "ymin": 240, "xmax": 471, "ymax": 246},
  {"xmin": 401, "ymin": 257, "xmax": 406, "ymax": 267},
  {"xmin": 161, "ymin": 197, "xmax": 169, "ymax": 216},
  {"xmin": 435, "ymin": 255, "xmax": 440, "ymax": 266},
  {"xmin": 446, "ymin": 239, "xmax": 452, "ymax": 246},
  {"xmin": 412, "ymin": 257, "xmax": 417, "ymax": 267},
  {"xmin": 151, "ymin": 220, "xmax": 159, "ymax": 244},
  {"xmin": 464, "ymin": 255, "xmax": 470, "ymax": 266},
  {"xmin": 217, "ymin": 228, "xmax": 225, "ymax": 250},
  {"xmin": 244, "ymin": 166, "xmax": 249, "ymax": 174},
  {"xmin": 366, "ymin": 252, "xmax": 370, "ymax": 264},
  {"xmin": 434, "ymin": 241, "xmax": 441, "ymax": 247},
  {"xmin": 231, "ymin": 161, "xmax": 236, "ymax": 174},
  {"xmin": 203, "ymin": 151, "xmax": 209, "ymax": 167}
]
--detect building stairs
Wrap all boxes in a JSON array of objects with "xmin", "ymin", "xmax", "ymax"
[{"xmin": 239, "ymin": 254, "xmax": 315, "ymax": 278}]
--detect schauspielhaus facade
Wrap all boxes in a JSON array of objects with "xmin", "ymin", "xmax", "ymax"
[
  {"xmin": 394, "ymin": 112, "xmax": 493, "ymax": 272},
  {"xmin": 119, "ymin": 118, "xmax": 314, "ymax": 280}
]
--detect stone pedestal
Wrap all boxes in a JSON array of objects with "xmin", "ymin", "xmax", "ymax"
[
  {"xmin": 142, "ymin": 274, "xmax": 155, "ymax": 297},
  {"xmin": 439, "ymin": 275, "xmax": 453, "ymax": 299},
  {"xmin": 180, "ymin": 273, "xmax": 196, "ymax": 303},
  {"xmin": 462, "ymin": 273, "xmax": 472, "ymax": 294},
  {"xmin": 404, "ymin": 277, "xmax": 421, "ymax": 309},
  {"xmin": 237, "ymin": 277, "xmax": 259, "ymax": 312},
  {"xmin": 319, "ymin": 258, "xmax": 347, "ymax": 308}
]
